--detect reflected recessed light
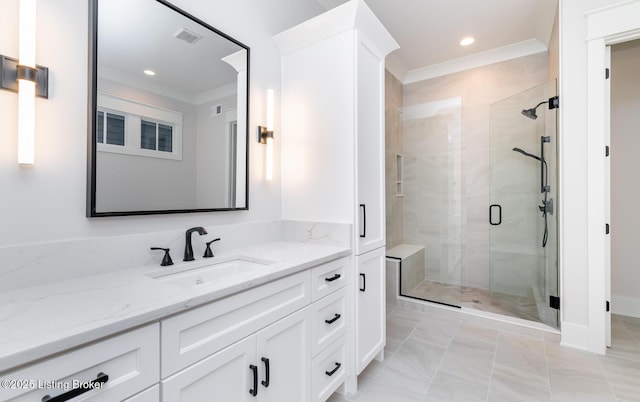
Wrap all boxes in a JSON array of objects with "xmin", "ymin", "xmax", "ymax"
[
  {"xmin": 144, "ymin": 69, "xmax": 156, "ymax": 76},
  {"xmin": 459, "ymin": 36, "xmax": 475, "ymax": 46}
]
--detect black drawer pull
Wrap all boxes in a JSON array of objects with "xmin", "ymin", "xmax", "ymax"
[
  {"xmin": 261, "ymin": 357, "xmax": 270, "ymax": 388},
  {"xmin": 359, "ymin": 273, "xmax": 366, "ymax": 292},
  {"xmin": 325, "ymin": 273, "xmax": 341, "ymax": 282},
  {"xmin": 325, "ymin": 313, "xmax": 341, "ymax": 324},
  {"xmin": 249, "ymin": 364, "xmax": 258, "ymax": 396},
  {"xmin": 325, "ymin": 362, "xmax": 342, "ymax": 377},
  {"xmin": 41, "ymin": 372, "xmax": 109, "ymax": 402}
]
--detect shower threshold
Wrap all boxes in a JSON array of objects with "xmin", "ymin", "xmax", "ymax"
[{"xmin": 404, "ymin": 280, "xmax": 541, "ymax": 324}]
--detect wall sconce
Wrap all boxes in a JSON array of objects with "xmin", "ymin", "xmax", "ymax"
[
  {"xmin": 257, "ymin": 89, "xmax": 274, "ymax": 181},
  {"xmin": 0, "ymin": 0, "xmax": 49, "ymax": 165}
]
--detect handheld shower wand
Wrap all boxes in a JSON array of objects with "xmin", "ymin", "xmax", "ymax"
[{"xmin": 512, "ymin": 142, "xmax": 552, "ymax": 248}]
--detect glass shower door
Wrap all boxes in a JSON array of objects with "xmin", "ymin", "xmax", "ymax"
[
  {"xmin": 398, "ymin": 98, "xmax": 463, "ymax": 308},
  {"xmin": 489, "ymin": 81, "xmax": 558, "ymax": 328}
]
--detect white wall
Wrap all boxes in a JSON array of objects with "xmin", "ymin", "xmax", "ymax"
[
  {"xmin": 196, "ymin": 94, "xmax": 237, "ymax": 208},
  {"xmin": 610, "ymin": 39, "xmax": 640, "ymax": 318},
  {"xmin": 0, "ymin": 0, "xmax": 324, "ymax": 247},
  {"xmin": 558, "ymin": 0, "xmax": 624, "ymax": 348}
]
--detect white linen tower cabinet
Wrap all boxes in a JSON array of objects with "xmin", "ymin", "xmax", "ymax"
[{"xmin": 275, "ymin": 0, "xmax": 398, "ymax": 394}]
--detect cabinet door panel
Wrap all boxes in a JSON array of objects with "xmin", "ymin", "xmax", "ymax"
[
  {"xmin": 162, "ymin": 336, "xmax": 255, "ymax": 402},
  {"xmin": 356, "ymin": 38, "xmax": 385, "ymax": 255},
  {"xmin": 355, "ymin": 247, "xmax": 386, "ymax": 374},
  {"xmin": 257, "ymin": 307, "xmax": 311, "ymax": 402}
]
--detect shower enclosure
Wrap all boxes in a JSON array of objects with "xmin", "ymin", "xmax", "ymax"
[{"xmin": 397, "ymin": 81, "xmax": 559, "ymax": 328}]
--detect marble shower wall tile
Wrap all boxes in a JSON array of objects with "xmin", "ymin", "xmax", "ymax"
[
  {"xmin": 385, "ymin": 70, "xmax": 404, "ymax": 249},
  {"xmin": 402, "ymin": 101, "xmax": 463, "ymax": 290}
]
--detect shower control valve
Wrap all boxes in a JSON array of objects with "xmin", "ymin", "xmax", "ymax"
[{"xmin": 539, "ymin": 199, "xmax": 554, "ymax": 216}]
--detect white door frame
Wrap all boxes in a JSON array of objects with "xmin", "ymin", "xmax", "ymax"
[{"xmin": 585, "ymin": 0, "xmax": 640, "ymax": 354}]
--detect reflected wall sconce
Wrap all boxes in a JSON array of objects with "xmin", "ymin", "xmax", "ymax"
[
  {"xmin": 257, "ymin": 89, "xmax": 274, "ymax": 181},
  {"xmin": 0, "ymin": 0, "xmax": 49, "ymax": 165}
]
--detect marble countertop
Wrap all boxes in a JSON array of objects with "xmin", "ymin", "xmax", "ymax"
[{"xmin": 0, "ymin": 241, "xmax": 350, "ymax": 372}]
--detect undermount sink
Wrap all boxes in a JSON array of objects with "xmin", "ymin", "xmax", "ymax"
[{"xmin": 146, "ymin": 256, "xmax": 274, "ymax": 288}]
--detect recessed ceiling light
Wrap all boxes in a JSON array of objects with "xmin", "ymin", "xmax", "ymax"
[
  {"xmin": 144, "ymin": 70, "xmax": 156, "ymax": 76},
  {"xmin": 459, "ymin": 36, "xmax": 475, "ymax": 47}
]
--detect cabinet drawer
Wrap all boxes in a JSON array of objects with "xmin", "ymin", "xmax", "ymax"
[
  {"xmin": 0, "ymin": 324, "xmax": 159, "ymax": 402},
  {"xmin": 311, "ymin": 257, "xmax": 348, "ymax": 301},
  {"xmin": 161, "ymin": 270, "xmax": 311, "ymax": 377},
  {"xmin": 311, "ymin": 287, "xmax": 346, "ymax": 357},
  {"xmin": 311, "ymin": 337, "xmax": 346, "ymax": 402}
]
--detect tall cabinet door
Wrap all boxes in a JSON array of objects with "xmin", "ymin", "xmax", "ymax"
[
  {"xmin": 256, "ymin": 307, "xmax": 311, "ymax": 402},
  {"xmin": 162, "ymin": 336, "xmax": 256, "ymax": 402},
  {"xmin": 355, "ymin": 247, "xmax": 386, "ymax": 374},
  {"xmin": 356, "ymin": 38, "xmax": 386, "ymax": 256}
]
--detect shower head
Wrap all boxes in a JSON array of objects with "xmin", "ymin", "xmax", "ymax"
[
  {"xmin": 521, "ymin": 100, "xmax": 548, "ymax": 120},
  {"xmin": 512, "ymin": 147, "xmax": 541, "ymax": 161},
  {"xmin": 521, "ymin": 108, "xmax": 539, "ymax": 119}
]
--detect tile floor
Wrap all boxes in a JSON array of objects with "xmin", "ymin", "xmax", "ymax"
[
  {"xmin": 405, "ymin": 280, "xmax": 542, "ymax": 324},
  {"xmin": 329, "ymin": 306, "xmax": 640, "ymax": 402}
]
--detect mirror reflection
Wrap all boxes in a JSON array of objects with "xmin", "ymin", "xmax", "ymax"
[{"xmin": 88, "ymin": 0, "xmax": 249, "ymax": 216}]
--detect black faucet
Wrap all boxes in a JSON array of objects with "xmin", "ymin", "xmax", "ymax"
[{"xmin": 184, "ymin": 226, "xmax": 208, "ymax": 261}]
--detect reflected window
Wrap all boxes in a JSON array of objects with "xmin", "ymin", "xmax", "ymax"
[
  {"xmin": 96, "ymin": 93, "xmax": 182, "ymax": 161},
  {"xmin": 97, "ymin": 111, "xmax": 125, "ymax": 146},
  {"xmin": 141, "ymin": 121, "xmax": 173, "ymax": 152}
]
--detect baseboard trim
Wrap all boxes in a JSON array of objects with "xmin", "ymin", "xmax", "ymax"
[{"xmin": 560, "ymin": 321, "xmax": 590, "ymax": 351}]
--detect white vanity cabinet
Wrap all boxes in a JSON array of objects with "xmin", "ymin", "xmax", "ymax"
[
  {"xmin": 0, "ymin": 324, "xmax": 159, "ymax": 402},
  {"xmin": 355, "ymin": 247, "xmax": 386, "ymax": 373},
  {"xmin": 160, "ymin": 270, "xmax": 311, "ymax": 378},
  {"xmin": 310, "ymin": 261, "xmax": 348, "ymax": 402},
  {"xmin": 162, "ymin": 307, "xmax": 311, "ymax": 402},
  {"xmin": 276, "ymin": 0, "xmax": 398, "ymax": 391},
  {"xmin": 160, "ymin": 257, "xmax": 348, "ymax": 402},
  {"xmin": 0, "ymin": 256, "xmax": 350, "ymax": 402},
  {"xmin": 162, "ymin": 335, "xmax": 255, "ymax": 402}
]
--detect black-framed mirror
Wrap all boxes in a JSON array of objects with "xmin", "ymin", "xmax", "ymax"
[{"xmin": 87, "ymin": 0, "xmax": 249, "ymax": 217}]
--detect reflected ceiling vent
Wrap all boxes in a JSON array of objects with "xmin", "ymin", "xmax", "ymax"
[{"xmin": 173, "ymin": 28, "xmax": 203, "ymax": 44}]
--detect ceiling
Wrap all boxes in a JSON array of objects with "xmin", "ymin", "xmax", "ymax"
[
  {"xmin": 316, "ymin": 0, "xmax": 558, "ymax": 83},
  {"xmin": 97, "ymin": 0, "xmax": 558, "ymax": 101}
]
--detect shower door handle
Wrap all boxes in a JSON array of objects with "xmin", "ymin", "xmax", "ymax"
[{"xmin": 489, "ymin": 204, "xmax": 502, "ymax": 225}]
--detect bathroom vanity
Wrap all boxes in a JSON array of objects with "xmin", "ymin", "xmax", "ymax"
[{"xmin": 0, "ymin": 242, "xmax": 350, "ymax": 401}]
